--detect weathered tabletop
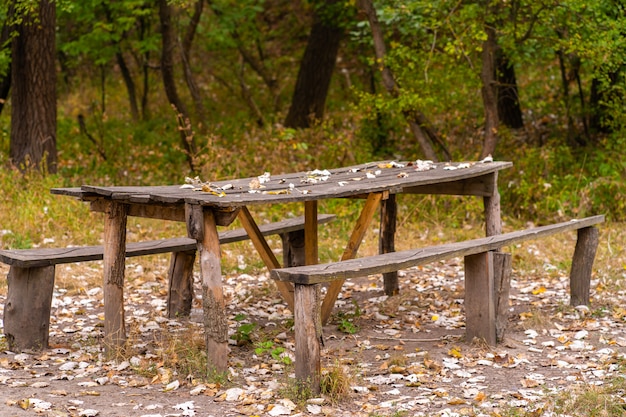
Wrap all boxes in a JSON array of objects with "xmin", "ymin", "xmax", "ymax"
[{"xmin": 52, "ymin": 159, "xmax": 512, "ymax": 371}]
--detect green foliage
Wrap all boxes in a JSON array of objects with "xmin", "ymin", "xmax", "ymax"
[
  {"xmin": 335, "ymin": 300, "xmax": 362, "ymax": 334},
  {"xmin": 254, "ymin": 340, "xmax": 292, "ymax": 365},
  {"xmin": 233, "ymin": 314, "xmax": 257, "ymax": 345}
]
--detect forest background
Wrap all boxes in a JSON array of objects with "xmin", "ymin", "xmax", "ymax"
[{"xmin": 0, "ymin": 0, "xmax": 624, "ymax": 251}]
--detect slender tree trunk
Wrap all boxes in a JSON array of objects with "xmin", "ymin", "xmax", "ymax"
[
  {"xmin": 10, "ymin": 0, "xmax": 57, "ymax": 173},
  {"xmin": 180, "ymin": 0, "xmax": 208, "ymax": 131},
  {"xmin": 159, "ymin": 0, "xmax": 197, "ymax": 172},
  {"xmin": 116, "ymin": 52, "xmax": 140, "ymax": 121},
  {"xmin": 480, "ymin": 25, "xmax": 499, "ymax": 159},
  {"xmin": 284, "ymin": 1, "xmax": 343, "ymax": 128},
  {"xmin": 358, "ymin": 0, "xmax": 446, "ymax": 162}
]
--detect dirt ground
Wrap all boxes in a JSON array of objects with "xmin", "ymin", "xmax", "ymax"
[{"xmin": 1, "ymin": 256, "xmax": 625, "ymax": 417}]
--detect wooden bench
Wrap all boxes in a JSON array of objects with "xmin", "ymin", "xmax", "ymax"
[
  {"xmin": 1, "ymin": 214, "xmax": 335, "ymax": 351},
  {"xmin": 270, "ymin": 215, "xmax": 604, "ymax": 394}
]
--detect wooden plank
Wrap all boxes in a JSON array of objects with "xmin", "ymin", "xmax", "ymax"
[
  {"xmin": 465, "ymin": 252, "xmax": 496, "ymax": 345},
  {"xmin": 570, "ymin": 226, "xmax": 599, "ymax": 306},
  {"xmin": 0, "ymin": 214, "xmax": 336, "ymax": 268},
  {"xmin": 321, "ymin": 192, "xmax": 383, "ymax": 324},
  {"xmin": 3, "ymin": 265, "xmax": 55, "ymax": 352},
  {"xmin": 380, "ymin": 194, "xmax": 398, "ymax": 296},
  {"xmin": 237, "ymin": 207, "xmax": 295, "ymax": 310},
  {"xmin": 272, "ymin": 216, "xmax": 605, "ymax": 285},
  {"xmin": 103, "ymin": 201, "xmax": 128, "ymax": 354},
  {"xmin": 403, "ymin": 173, "xmax": 496, "ymax": 197},
  {"xmin": 294, "ymin": 283, "xmax": 322, "ymax": 396},
  {"xmin": 91, "ymin": 199, "xmax": 186, "ymax": 222}
]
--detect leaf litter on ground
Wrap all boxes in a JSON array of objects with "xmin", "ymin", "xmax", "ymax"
[{"xmin": 0, "ymin": 252, "xmax": 625, "ymax": 417}]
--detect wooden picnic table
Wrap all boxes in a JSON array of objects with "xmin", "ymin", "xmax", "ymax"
[{"xmin": 52, "ymin": 159, "xmax": 512, "ymax": 371}]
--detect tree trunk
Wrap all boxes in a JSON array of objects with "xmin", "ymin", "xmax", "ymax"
[
  {"xmin": 358, "ymin": 0, "xmax": 444, "ymax": 162},
  {"xmin": 284, "ymin": 1, "xmax": 344, "ymax": 128},
  {"xmin": 181, "ymin": 0, "xmax": 208, "ymax": 131},
  {"xmin": 159, "ymin": 0, "xmax": 197, "ymax": 172},
  {"xmin": 480, "ymin": 25, "xmax": 499, "ymax": 159},
  {"xmin": 0, "ymin": 22, "xmax": 11, "ymax": 116},
  {"xmin": 495, "ymin": 49, "xmax": 524, "ymax": 129},
  {"xmin": 10, "ymin": 0, "xmax": 57, "ymax": 173},
  {"xmin": 116, "ymin": 52, "xmax": 140, "ymax": 121}
]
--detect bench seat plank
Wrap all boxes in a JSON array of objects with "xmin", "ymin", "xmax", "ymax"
[
  {"xmin": 0, "ymin": 214, "xmax": 336, "ymax": 268},
  {"xmin": 272, "ymin": 215, "xmax": 605, "ymax": 285}
]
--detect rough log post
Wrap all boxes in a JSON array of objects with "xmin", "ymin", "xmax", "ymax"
[
  {"xmin": 103, "ymin": 201, "xmax": 128, "ymax": 353},
  {"xmin": 304, "ymin": 201, "xmax": 318, "ymax": 266},
  {"xmin": 281, "ymin": 229, "xmax": 306, "ymax": 267},
  {"xmin": 167, "ymin": 250, "xmax": 196, "ymax": 318},
  {"xmin": 294, "ymin": 282, "xmax": 322, "ymax": 396},
  {"xmin": 483, "ymin": 172, "xmax": 502, "ymax": 237},
  {"xmin": 570, "ymin": 226, "xmax": 599, "ymax": 306},
  {"xmin": 187, "ymin": 204, "xmax": 229, "ymax": 373},
  {"xmin": 465, "ymin": 251, "xmax": 496, "ymax": 345},
  {"xmin": 494, "ymin": 252, "xmax": 512, "ymax": 342},
  {"xmin": 3, "ymin": 265, "xmax": 55, "ymax": 351},
  {"xmin": 380, "ymin": 194, "xmax": 398, "ymax": 296}
]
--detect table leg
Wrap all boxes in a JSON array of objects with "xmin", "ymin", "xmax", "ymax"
[
  {"xmin": 103, "ymin": 201, "xmax": 128, "ymax": 354},
  {"xmin": 483, "ymin": 172, "xmax": 502, "ymax": 237},
  {"xmin": 304, "ymin": 201, "xmax": 318, "ymax": 266},
  {"xmin": 380, "ymin": 194, "xmax": 398, "ymax": 296},
  {"xmin": 321, "ymin": 192, "xmax": 382, "ymax": 324},
  {"xmin": 186, "ymin": 204, "xmax": 229, "ymax": 373}
]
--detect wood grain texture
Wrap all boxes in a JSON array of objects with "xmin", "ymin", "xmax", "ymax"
[
  {"xmin": 494, "ymin": 252, "xmax": 512, "ymax": 342},
  {"xmin": 272, "ymin": 216, "xmax": 605, "ymax": 284},
  {"xmin": 3, "ymin": 265, "xmax": 55, "ymax": 351},
  {"xmin": 304, "ymin": 201, "xmax": 318, "ymax": 266},
  {"xmin": 196, "ymin": 208, "xmax": 229, "ymax": 373},
  {"xmin": 103, "ymin": 201, "xmax": 128, "ymax": 352},
  {"xmin": 380, "ymin": 194, "xmax": 398, "ymax": 296},
  {"xmin": 167, "ymin": 251, "xmax": 196, "ymax": 318},
  {"xmin": 294, "ymin": 283, "xmax": 322, "ymax": 395},
  {"xmin": 570, "ymin": 226, "xmax": 599, "ymax": 306},
  {"xmin": 465, "ymin": 251, "xmax": 496, "ymax": 345}
]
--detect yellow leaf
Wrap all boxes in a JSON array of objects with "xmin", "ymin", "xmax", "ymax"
[
  {"xmin": 532, "ymin": 286, "xmax": 546, "ymax": 295},
  {"xmin": 18, "ymin": 398, "xmax": 30, "ymax": 410},
  {"xmin": 448, "ymin": 347, "xmax": 463, "ymax": 359},
  {"xmin": 474, "ymin": 391, "xmax": 487, "ymax": 402}
]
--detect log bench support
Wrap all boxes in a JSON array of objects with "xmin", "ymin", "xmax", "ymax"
[
  {"xmin": 271, "ymin": 215, "xmax": 604, "ymax": 394},
  {"xmin": 1, "ymin": 214, "xmax": 335, "ymax": 352}
]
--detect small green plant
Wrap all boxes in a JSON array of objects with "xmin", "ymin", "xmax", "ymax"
[
  {"xmin": 254, "ymin": 340, "xmax": 292, "ymax": 365},
  {"xmin": 335, "ymin": 300, "xmax": 362, "ymax": 334},
  {"xmin": 233, "ymin": 314, "xmax": 257, "ymax": 345}
]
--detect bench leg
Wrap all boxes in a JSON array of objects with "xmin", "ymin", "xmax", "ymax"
[
  {"xmin": 294, "ymin": 282, "xmax": 322, "ymax": 396},
  {"xmin": 3, "ymin": 265, "xmax": 55, "ymax": 352},
  {"xmin": 380, "ymin": 194, "xmax": 398, "ymax": 296},
  {"xmin": 464, "ymin": 252, "xmax": 496, "ymax": 345},
  {"xmin": 570, "ymin": 226, "xmax": 599, "ymax": 306},
  {"xmin": 167, "ymin": 250, "xmax": 196, "ymax": 318},
  {"xmin": 494, "ymin": 252, "xmax": 512, "ymax": 342}
]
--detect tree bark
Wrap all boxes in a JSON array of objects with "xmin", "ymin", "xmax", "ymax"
[
  {"xmin": 480, "ymin": 25, "xmax": 499, "ymax": 159},
  {"xmin": 0, "ymin": 21, "xmax": 11, "ymax": 116},
  {"xmin": 284, "ymin": 1, "xmax": 344, "ymax": 128},
  {"xmin": 10, "ymin": 0, "xmax": 57, "ymax": 173},
  {"xmin": 159, "ymin": 0, "xmax": 198, "ymax": 172}
]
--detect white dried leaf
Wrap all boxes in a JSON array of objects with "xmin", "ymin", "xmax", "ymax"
[{"xmin": 163, "ymin": 380, "xmax": 180, "ymax": 391}]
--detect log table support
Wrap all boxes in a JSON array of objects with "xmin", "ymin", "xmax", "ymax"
[
  {"xmin": 187, "ymin": 204, "xmax": 229, "ymax": 373},
  {"xmin": 380, "ymin": 194, "xmax": 398, "ymax": 296},
  {"xmin": 167, "ymin": 250, "xmax": 196, "ymax": 318},
  {"xmin": 103, "ymin": 201, "xmax": 128, "ymax": 354}
]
